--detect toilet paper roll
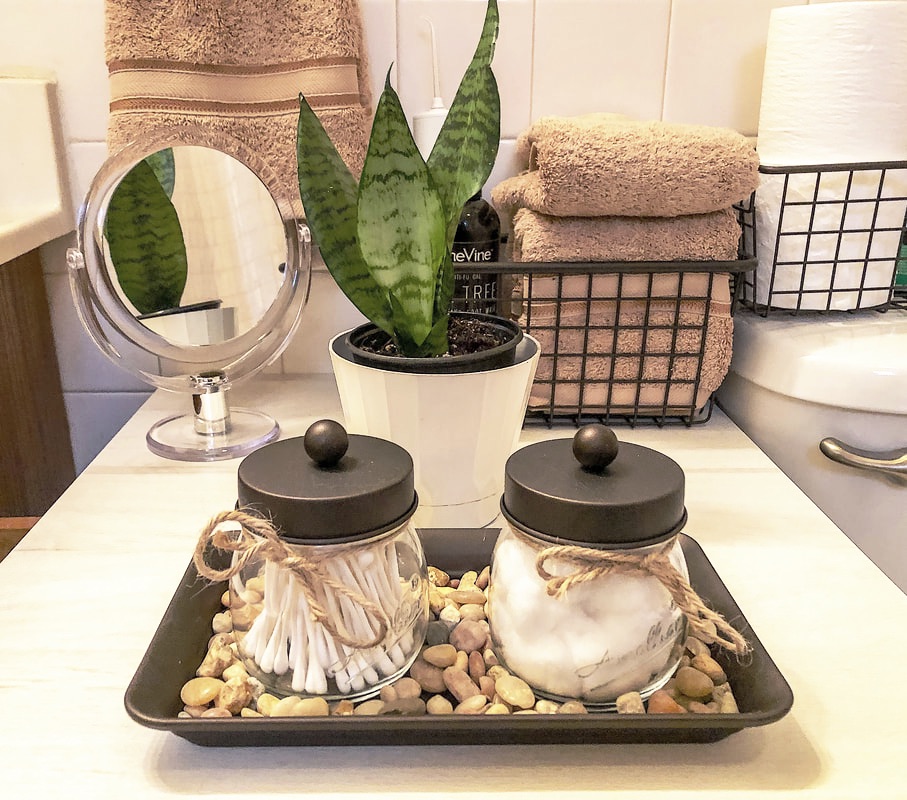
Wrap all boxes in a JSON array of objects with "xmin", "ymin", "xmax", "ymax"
[
  {"xmin": 751, "ymin": 169, "xmax": 907, "ymax": 310},
  {"xmin": 757, "ymin": 2, "xmax": 907, "ymax": 167},
  {"xmin": 753, "ymin": 2, "xmax": 907, "ymax": 310}
]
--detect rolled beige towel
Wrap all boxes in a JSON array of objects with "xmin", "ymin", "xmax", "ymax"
[
  {"xmin": 493, "ymin": 114, "xmax": 759, "ymax": 218},
  {"xmin": 508, "ymin": 207, "xmax": 741, "ymax": 263},
  {"xmin": 520, "ymin": 272, "xmax": 734, "ymax": 416},
  {"xmin": 105, "ymin": 0, "xmax": 373, "ymax": 203}
]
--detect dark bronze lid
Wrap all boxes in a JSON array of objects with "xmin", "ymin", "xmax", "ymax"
[
  {"xmin": 501, "ymin": 425, "xmax": 686, "ymax": 549},
  {"xmin": 237, "ymin": 420, "xmax": 417, "ymax": 544}
]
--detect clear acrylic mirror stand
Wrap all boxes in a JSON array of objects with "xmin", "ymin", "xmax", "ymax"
[{"xmin": 66, "ymin": 132, "xmax": 311, "ymax": 462}]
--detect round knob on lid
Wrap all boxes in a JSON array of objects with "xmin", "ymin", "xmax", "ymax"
[
  {"xmin": 304, "ymin": 419, "xmax": 349, "ymax": 467},
  {"xmin": 572, "ymin": 424, "xmax": 619, "ymax": 471}
]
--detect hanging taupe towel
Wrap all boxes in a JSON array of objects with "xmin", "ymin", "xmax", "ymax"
[
  {"xmin": 105, "ymin": 0, "xmax": 373, "ymax": 204},
  {"xmin": 492, "ymin": 114, "xmax": 759, "ymax": 218}
]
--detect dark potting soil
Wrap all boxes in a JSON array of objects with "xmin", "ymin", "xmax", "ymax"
[{"xmin": 357, "ymin": 316, "xmax": 512, "ymax": 358}]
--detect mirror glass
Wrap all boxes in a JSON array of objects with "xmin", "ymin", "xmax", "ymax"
[
  {"xmin": 68, "ymin": 131, "xmax": 310, "ymax": 461},
  {"xmin": 100, "ymin": 145, "xmax": 287, "ymax": 346}
]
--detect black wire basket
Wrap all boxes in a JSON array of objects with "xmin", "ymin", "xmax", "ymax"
[
  {"xmin": 453, "ymin": 243, "xmax": 754, "ymax": 428},
  {"xmin": 737, "ymin": 160, "xmax": 907, "ymax": 315}
]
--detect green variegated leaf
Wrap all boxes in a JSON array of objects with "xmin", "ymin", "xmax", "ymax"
[
  {"xmin": 296, "ymin": 94, "xmax": 394, "ymax": 334},
  {"xmin": 357, "ymin": 73, "xmax": 447, "ymax": 350},
  {"xmin": 428, "ymin": 0, "xmax": 501, "ymax": 231},
  {"xmin": 105, "ymin": 159, "xmax": 187, "ymax": 315},
  {"xmin": 145, "ymin": 148, "xmax": 175, "ymax": 197}
]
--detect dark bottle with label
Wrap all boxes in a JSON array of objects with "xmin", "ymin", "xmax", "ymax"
[{"xmin": 451, "ymin": 192, "xmax": 500, "ymax": 314}]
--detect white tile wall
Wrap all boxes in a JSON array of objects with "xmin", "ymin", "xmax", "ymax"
[{"xmin": 3, "ymin": 0, "xmax": 793, "ymax": 472}]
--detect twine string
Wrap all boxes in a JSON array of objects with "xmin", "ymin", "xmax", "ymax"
[
  {"xmin": 531, "ymin": 534, "xmax": 750, "ymax": 657},
  {"xmin": 193, "ymin": 509, "xmax": 390, "ymax": 650}
]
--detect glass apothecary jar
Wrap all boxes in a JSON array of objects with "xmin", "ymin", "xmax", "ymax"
[
  {"xmin": 488, "ymin": 425, "xmax": 690, "ymax": 707},
  {"xmin": 221, "ymin": 420, "xmax": 429, "ymax": 702}
]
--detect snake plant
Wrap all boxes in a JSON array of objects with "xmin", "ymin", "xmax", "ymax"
[
  {"xmin": 296, "ymin": 0, "xmax": 501, "ymax": 357},
  {"xmin": 105, "ymin": 148, "xmax": 188, "ymax": 316}
]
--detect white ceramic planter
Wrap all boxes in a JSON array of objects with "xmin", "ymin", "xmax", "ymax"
[{"xmin": 330, "ymin": 332, "xmax": 540, "ymax": 529}]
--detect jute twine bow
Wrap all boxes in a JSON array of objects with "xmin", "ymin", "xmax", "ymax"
[
  {"xmin": 193, "ymin": 509, "xmax": 390, "ymax": 650},
  {"xmin": 530, "ymin": 533, "xmax": 750, "ymax": 657}
]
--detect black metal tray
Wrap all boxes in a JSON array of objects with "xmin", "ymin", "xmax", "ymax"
[{"xmin": 125, "ymin": 530, "xmax": 793, "ymax": 746}]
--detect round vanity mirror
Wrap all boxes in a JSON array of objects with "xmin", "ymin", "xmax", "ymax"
[{"xmin": 67, "ymin": 129, "xmax": 311, "ymax": 462}]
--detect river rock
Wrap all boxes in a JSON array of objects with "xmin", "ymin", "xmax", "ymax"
[
  {"xmin": 494, "ymin": 674, "xmax": 535, "ymax": 709},
  {"xmin": 180, "ymin": 676, "xmax": 225, "ymax": 707},
  {"xmin": 448, "ymin": 620, "xmax": 487, "ymax": 653},
  {"xmin": 442, "ymin": 666, "xmax": 482, "ymax": 703},
  {"xmin": 675, "ymin": 666, "xmax": 714, "ymax": 699}
]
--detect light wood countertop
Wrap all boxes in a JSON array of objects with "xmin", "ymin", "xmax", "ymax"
[{"xmin": 2, "ymin": 374, "xmax": 904, "ymax": 798}]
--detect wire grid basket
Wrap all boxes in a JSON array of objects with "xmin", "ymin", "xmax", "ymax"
[
  {"xmin": 453, "ymin": 250, "xmax": 753, "ymax": 428},
  {"xmin": 738, "ymin": 160, "xmax": 907, "ymax": 314}
]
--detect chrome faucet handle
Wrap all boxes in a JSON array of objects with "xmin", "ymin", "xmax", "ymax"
[{"xmin": 819, "ymin": 437, "xmax": 907, "ymax": 477}]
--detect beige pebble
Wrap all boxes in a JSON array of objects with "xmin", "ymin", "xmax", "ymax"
[
  {"xmin": 428, "ymin": 566, "xmax": 450, "ymax": 587},
  {"xmin": 201, "ymin": 706, "xmax": 233, "ymax": 718},
  {"xmin": 221, "ymin": 662, "xmax": 248, "ymax": 682},
  {"xmin": 478, "ymin": 675, "xmax": 496, "ymax": 700},
  {"xmin": 240, "ymin": 589, "xmax": 263, "ymax": 605},
  {"xmin": 484, "ymin": 703, "xmax": 511, "ymax": 715},
  {"xmin": 439, "ymin": 605, "xmax": 461, "ymax": 624},
  {"xmin": 713, "ymin": 682, "xmax": 739, "ymax": 713},
  {"xmin": 207, "ymin": 632, "xmax": 234, "ymax": 649},
  {"xmin": 379, "ymin": 684, "xmax": 398, "ymax": 703},
  {"xmin": 475, "ymin": 566, "xmax": 490, "ymax": 590},
  {"xmin": 270, "ymin": 696, "xmax": 303, "ymax": 717},
  {"xmin": 457, "ymin": 570, "xmax": 479, "ymax": 591},
  {"xmin": 212, "ymin": 611, "xmax": 232, "ymax": 633},
  {"xmin": 256, "ymin": 693, "xmax": 280, "ymax": 716},
  {"xmin": 409, "ymin": 657, "xmax": 447, "ymax": 694},
  {"xmin": 180, "ymin": 676, "xmax": 225, "ymax": 707},
  {"xmin": 422, "ymin": 643, "xmax": 458, "ymax": 668},
  {"xmin": 245, "ymin": 575, "xmax": 265, "ymax": 594},
  {"xmin": 616, "ymin": 692, "xmax": 646, "ymax": 714},
  {"xmin": 177, "ymin": 711, "xmax": 192, "ymax": 719},
  {"xmin": 240, "ymin": 707, "xmax": 263, "ymax": 718},
  {"xmin": 220, "ymin": 589, "xmax": 231, "ymax": 608},
  {"xmin": 535, "ymin": 699, "xmax": 560, "ymax": 714},
  {"xmin": 675, "ymin": 666, "xmax": 714, "ymax": 699},
  {"xmin": 647, "ymin": 689, "xmax": 687, "ymax": 714},
  {"xmin": 557, "ymin": 701, "xmax": 589, "ymax": 715},
  {"xmin": 197, "ymin": 644, "xmax": 234, "ymax": 678},
  {"xmin": 449, "ymin": 620, "xmax": 487, "ymax": 652},
  {"xmin": 216, "ymin": 676, "xmax": 253, "ymax": 714},
  {"xmin": 442, "ymin": 666, "xmax": 482, "ymax": 703},
  {"xmin": 688, "ymin": 701, "xmax": 719, "ymax": 714},
  {"xmin": 449, "ymin": 589, "xmax": 486, "ymax": 605},
  {"xmin": 495, "ymin": 674, "xmax": 535, "ymax": 709},
  {"xmin": 454, "ymin": 650, "xmax": 469, "ymax": 672},
  {"xmin": 514, "ymin": 709, "xmax": 539, "ymax": 715},
  {"xmin": 486, "ymin": 665, "xmax": 510, "ymax": 681},
  {"xmin": 380, "ymin": 697, "xmax": 427, "ymax": 716},
  {"xmin": 685, "ymin": 635, "xmax": 710, "ymax": 658},
  {"xmin": 353, "ymin": 699, "xmax": 386, "ymax": 716},
  {"xmin": 182, "ymin": 704, "xmax": 208, "ymax": 718},
  {"xmin": 454, "ymin": 695, "xmax": 489, "ymax": 714},
  {"xmin": 458, "ymin": 603, "xmax": 487, "ymax": 621},
  {"xmin": 428, "ymin": 589, "xmax": 447, "ymax": 616},
  {"xmin": 468, "ymin": 650, "xmax": 486, "ymax": 682},
  {"xmin": 294, "ymin": 697, "xmax": 330, "ymax": 717},
  {"xmin": 332, "ymin": 699, "xmax": 355, "ymax": 716},
  {"xmin": 426, "ymin": 695, "xmax": 454, "ymax": 715},
  {"xmin": 483, "ymin": 648, "xmax": 499, "ymax": 668},
  {"xmin": 230, "ymin": 604, "xmax": 260, "ymax": 631},
  {"xmin": 393, "ymin": 677, "xmax": 422, "ymax": 700},
  {"xmin": 691, "ymin": 653, "xmax": 727, "ymax": 685}
]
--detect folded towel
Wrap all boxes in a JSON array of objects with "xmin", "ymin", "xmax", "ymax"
[
  {"xmin": 508, "ymin": 207, "xmax": 741, "ymax": 263},
  {"xmin": 105, "ymin": 0, "xmax": 373, "ymax": 202},
  {"xmin": 493, "ymin": 114, "xmax": 759, "ymax": 218},
  {"xmin": 519, "ymin": 272, "xmax": 733, "ymax": 416}
]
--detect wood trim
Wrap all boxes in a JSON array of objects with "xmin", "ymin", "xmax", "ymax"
[{"xmin": 0, "ymin": 250, "xmax": 75, "ymax": 515}]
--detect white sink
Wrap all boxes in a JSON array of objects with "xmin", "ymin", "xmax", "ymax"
[{"xmin": 718, "ymin": 308, "xmax": 907, "ymax": 593}]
